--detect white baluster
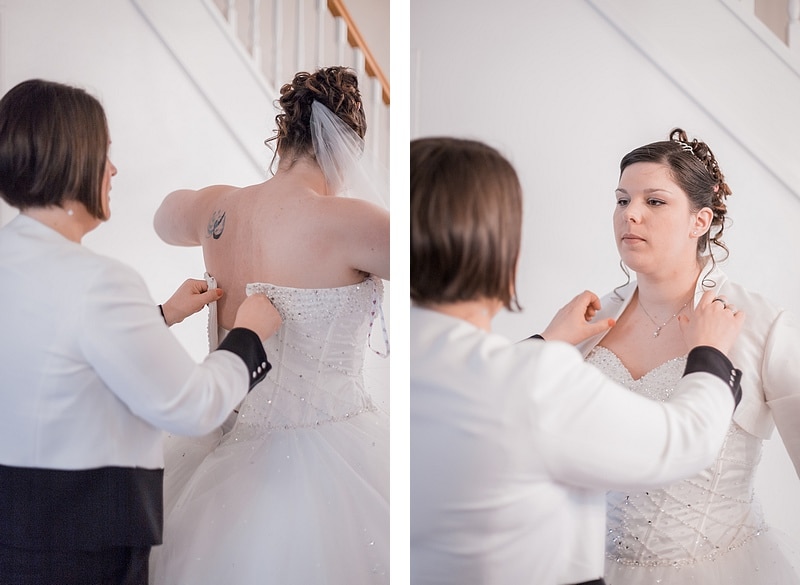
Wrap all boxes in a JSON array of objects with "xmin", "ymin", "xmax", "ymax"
[
  {"xmin": 335, "ymin": 16, "xmax": 347, "ymax": 66},
  {"xmin": 352, "ymin": 46, "xmax": 365, "ymax": 82},
  {"xmin": 296, "ymin": 0, "xmax": 305, "ymax": 72},
  {"xmin": 250, "ymin": 0, "xmax": 262, "ymax": 69},
  {"xmin": 370, "ymin": 76, "xmax": 381, "ymax": 161},
  {"xmin": 789, "ymin": 0, "xmax": 800, "ymax": 54},
  {"xmin": 315, "ymin": 0, "xmax": 325, "ymax": 66},
  {"xmin": 273, "ymin": 0, "xmax": 284, "ymax": 85},
  {"xmin": 226, "ymin": 0, "xmax": 238, "ymax": 35}
]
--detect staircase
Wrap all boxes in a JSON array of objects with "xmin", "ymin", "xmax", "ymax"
[
  {"xmin": 132, "ymin": 0, "xmax": 390, "ymax": 178},
  {"xmin": 586, "ymin": 0, "xmax": 800, "ymax": 199}
]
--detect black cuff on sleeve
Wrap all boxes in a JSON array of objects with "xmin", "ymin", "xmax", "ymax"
[
  {"xmin": 683, "ymin": 346, "xmax": 742, "ymax": 407},
  {"xmin": 529, "ymin": 334, "xmax": 545, "ymax": 341},
  {"xmin": 216, "ymin": 327, "xmax": 271, "ymax": 391},
  {"xmin": 158, "ymin": 304, "xmax": 167, "ymax": 324}
]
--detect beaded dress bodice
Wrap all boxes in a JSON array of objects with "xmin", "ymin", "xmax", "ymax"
[
  {"xmin": 587, "ymin": 345, "xmax": 766, "ymax": 568},
  {"xmin": 222, "ymin": 276, "xmax": 384, "ymax": 440}
]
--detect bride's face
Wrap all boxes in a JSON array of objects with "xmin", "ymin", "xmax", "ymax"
[{"xmin": 613, "ymin": 162, "xmax": 703, "ymax": 276}]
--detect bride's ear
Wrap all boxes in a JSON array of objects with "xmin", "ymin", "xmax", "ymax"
[{"xmin": 692, "ymin": 207, "xmax": 713, "ymax": 237}]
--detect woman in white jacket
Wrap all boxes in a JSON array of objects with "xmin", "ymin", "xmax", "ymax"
[
  {"xmin": 410, "ymin": 136, "xmax": 746, "ymax": 585},
  {"xmin": 576, "ymin": 128, "xmax": 800, "ymax": 584},
  {"xmin": 0, "ymin": 78, "xmax": 281, "ymax": 584}
]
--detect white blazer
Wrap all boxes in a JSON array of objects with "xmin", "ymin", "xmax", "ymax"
[
  {"xmin": 577, "ymin": 263, "xmax": 800, "ymax": 474},
  {"xmin": 0, "ymin": 214, "xmax": 253, "ymax": 471},
  {"xmin": 411, "ymin": 305, "xmax": 739, "ymax": 585}
]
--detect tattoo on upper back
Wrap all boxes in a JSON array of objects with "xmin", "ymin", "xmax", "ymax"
[{"xmin": 207, "ymin": 210, "xmax": 226, "ymax": 240}]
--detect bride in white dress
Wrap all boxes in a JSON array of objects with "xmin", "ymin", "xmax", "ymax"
[
  {"xmin": 148, "ymin": 66, "xmax": 389, "ymax": 584},
  {"xmin": 576, "ymin": 128, "xmax": 800, "ymax": 584}
]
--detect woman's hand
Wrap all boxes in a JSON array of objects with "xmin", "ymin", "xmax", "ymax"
[
  {"xmin": 678, "ymin": 291, "xmax": 746, "ymax": 355},
  {"xmin": 540, "ymin": 290, "xmax": 616, "ymax": 345},
  {"xmin": 161, "ymin": 278, "xmax": 223, "ymax": 326},
  {"xmin": 233, "ymin": 293, "xmax": 282, "ymax": 341}
]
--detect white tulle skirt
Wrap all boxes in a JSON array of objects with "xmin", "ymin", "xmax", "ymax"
[
  {"xmin": 605, "ymin": 527, "xmax": 800, "ymax": 585},
  {"xmin": 150, "ymin": 410, "xmax": 389, "ymax": 585}
]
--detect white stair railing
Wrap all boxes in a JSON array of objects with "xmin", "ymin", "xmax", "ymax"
[
  {"xmin": 789, "ymin": 0, "xmax": 800, "ymax": 55},
  {"xmin": 586, "ymin": 0, "xmax": 800, "ymax": 200},
  {"xmin": 721, "ymin": 0, "xmax": 800, "ymax": 73},
  {"xmin": 210, "ymin": 0, "xmax": 390, "ymax": 170}
]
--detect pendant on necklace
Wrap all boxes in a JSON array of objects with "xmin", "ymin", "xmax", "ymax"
[{"xmin": 640, "ymin": 299, "xmax": 691, "ymax": 339}]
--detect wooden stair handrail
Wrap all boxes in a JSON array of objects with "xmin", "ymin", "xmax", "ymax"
[{"xmin": 327, "ymin": 0, "xmax": 390, "ymax": 105}]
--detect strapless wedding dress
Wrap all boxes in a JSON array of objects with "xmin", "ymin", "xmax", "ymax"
[
  {"xmin": 151, "ymin": 276, "xmax": 389, "ymax": 585},
  {"xmin": 587, "ymin": 345, "xmax": 799, "ymax": 584}
]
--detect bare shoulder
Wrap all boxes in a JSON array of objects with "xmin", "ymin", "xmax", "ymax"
[
  {"xmin": 313, "ymin": 195, "xmax": 390, "ymax": 279},
  {"xmin": 314, "ymin": 195, "xmax": 389, "ymax": 224},
  {"xmin": 174, "ymin": 184, "xmax": 238, "ymax": 204},
  {"xmin": 154, "ymin": 184, "xmax": 239, "ymax": 246},
  {"xmin": 312, "ymin": 196, "xmax": 389, "ymax": 243}
]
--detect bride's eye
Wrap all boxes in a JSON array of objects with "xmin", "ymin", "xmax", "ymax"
[
  {"xmin": 615, "ymin": 198, "xmax": 629, "ymax": 207},
  {"xmin": 647, "ymin": 198, "xmax": 666, "ymax": 206}
]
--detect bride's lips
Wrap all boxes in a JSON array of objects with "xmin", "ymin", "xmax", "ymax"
[{"xmin": 621, "ymin": 232, "xmax": 645, "ymax": 243}]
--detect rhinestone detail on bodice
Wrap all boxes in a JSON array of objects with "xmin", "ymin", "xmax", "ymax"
[
  {"xmin": 586, "ymin": 345, "xmax": 766, "ymax": 568},
  {"xmin": 223, "ymin": 277, "xmax": 384, "ymax": 440}
]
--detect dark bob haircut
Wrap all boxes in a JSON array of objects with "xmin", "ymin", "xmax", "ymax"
[
  {"xmin": 411, "ymin": 137, "xmax": 522, "ymax": 311},
  {"xmin": 0, "ymin": 79, "xmax": 109, "ymax": 219}
]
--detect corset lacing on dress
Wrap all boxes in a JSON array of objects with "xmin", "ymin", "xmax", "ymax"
[{"xmin": 213, "ymin": 276, "xmax": 387, "ymax": 440}]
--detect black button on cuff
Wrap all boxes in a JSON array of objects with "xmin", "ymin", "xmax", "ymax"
[
  {"xmin": 217, "ymin": 328, "xmax": 271, "ymax": 390},
  {"xmin": 684, "ymin": 346, "xmax": 742, "ymax": 407}
]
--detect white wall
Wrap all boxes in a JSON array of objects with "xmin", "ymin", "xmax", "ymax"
[
  {"xmin": 412, "ymin": 0, "xmax": 800, "ymax": 548},
  {"xmin": 0, "ymin": 0, "xmax": 388, "ymax": 410}
]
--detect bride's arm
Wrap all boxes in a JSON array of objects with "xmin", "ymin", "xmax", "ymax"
[
  {"xmin": 762, "ymin": 310, "xmax": 800, "ymax": 478},
  {"xmin": 331, "ymin": 197, "xmax": 389, "ymax": 280},
  {"xmin": 154, "ymin": 185, "xmax": 232, "ymax": 246}
]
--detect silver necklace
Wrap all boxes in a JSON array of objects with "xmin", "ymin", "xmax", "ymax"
[{"xmin": 638, "ymin": 298, "xmax": 690, "ymax": 338}]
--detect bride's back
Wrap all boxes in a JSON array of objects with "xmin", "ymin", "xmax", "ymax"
[
  {"xmin": 154, "ymin": 67, "xmax": 388, "ymax": 330},
  {"xmin": 199, "ymin": 166, "xmax": 386, "ymax": 329}
]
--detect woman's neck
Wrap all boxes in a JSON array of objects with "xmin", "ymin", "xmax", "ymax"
[
  {"xmin": 422, "ymin": 298, "xmax": 502, "ymax": 332},
  {"xmin": 635, "ymin": 260, "xmax": 704, "ymax": 309},
  {"xmin": 274, "ymin": 154, "xmax": 329, "ymax": 196},
  {"xmin": 21, "ymin": 205, "xmax": 97, "ymax": 243}
]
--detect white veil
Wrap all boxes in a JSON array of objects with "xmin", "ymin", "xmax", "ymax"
[{"xmin": 309, "ymin": 100, "xmax": 388, "ymax": 208}]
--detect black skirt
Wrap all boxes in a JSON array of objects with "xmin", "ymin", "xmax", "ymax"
[{"xmin": 0, "ymin": 543, "xmax": 150, "ymax": 585}]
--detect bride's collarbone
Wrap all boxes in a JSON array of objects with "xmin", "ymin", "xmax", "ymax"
[{"xmin": 601, "ymin": 320, "xmax": 688, "ymax": 378}]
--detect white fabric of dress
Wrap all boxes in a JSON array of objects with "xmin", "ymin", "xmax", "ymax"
[
  {"xmin": 587, "ymin": 345, "xmax": 800, "ymax": 585},
  {"xmin": 151, "ymin": 276, "xmax": 389, "ymax": 585}
]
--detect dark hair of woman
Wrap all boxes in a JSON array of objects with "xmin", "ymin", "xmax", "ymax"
[
  {"xmin": 0, "ymin": 79, "xmax": 109, "ymax": 219},
  {"xmin": 411, "ymin": 137, "xmax": 522, "ymax": 311},
  {"xmin": 619, "ymin": 127, "xmax": 732, "ymax": 261},
  {"xmin": 266, "ymin": 66, "xmax": 366, "ymax": 170}
]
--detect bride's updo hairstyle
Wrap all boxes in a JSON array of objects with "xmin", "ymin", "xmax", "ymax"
[
  {"xmin": 619, "ymin": 128, "xmax": 732, "ymax": 261},
  {"xmin": 267, "ymin": 66, "xmax": 366, "ymax": 168},
  {"xmin": 411, "ymin": 137, "xmax": 522, "ymax": 312}
]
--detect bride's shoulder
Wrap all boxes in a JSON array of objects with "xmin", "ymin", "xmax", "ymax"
[
  {"xmin": 312, "ymin": 195, "xmax": 388, "ymax": 227},
  {"xmin": 196, "ymin": 184, "xmax": 239, "ymax": 197}
]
